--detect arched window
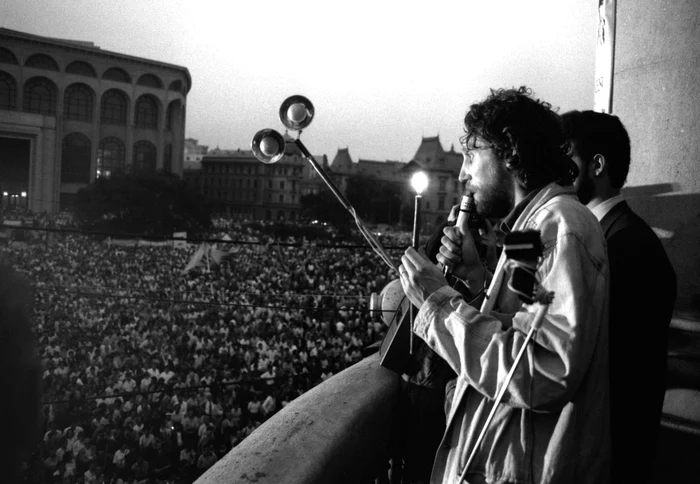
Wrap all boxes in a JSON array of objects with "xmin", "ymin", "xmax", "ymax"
[
  {"xmin": 23, "ymin": 77, "xmax": 57, "ymax": 116},
  {"xmin": 134, "ymin": 95, "xmax": 158, "ymax": 129},
  {"xmin": 61, "ymin": 133, "xmax": 92, "ymax": 184},
  {"xmin": 100, "ymin": 89, "xmax": 128, "ymax": 125},
  {"xmin": 97, "ymin": 137, "xmax": 125, "ymax": 178},
  {"xmin": 0, "ymin": 71, "xmax": 17, "ymax": 110},
  {"xmin": 24, "ymin": 54, "xmax": 59, "ymax": 71},
  {"xmin": 133, "ymin": 140, "xmax": 157, "ymax": 173},
  {"xmin": 63, "ymin": 83, "xmax": 94, "ymax": 122},
  {"xmin": 277, "ymin": 210, "xmax": 285, "ymax": 220},
  {"xmin": 163, "ymin": 143, "xmax": 173, "ymax": 173},
  {"xmin": 137, "ymin": 74, "xmax": 163, "ymax": 88},
  {"xmin": 0, "ymin": 47, "xmax": 19, "ymax": 65},
  {"xmin": 103, "ymin": 67, "xmax": 131, "ymax": 83},
  {"xmin": 65, "ymin": 61, "xmax": 97, "ymax": 77},
  {"xmin": 168, "ymin": 80, "xmax": 182, "ymax": 92}
]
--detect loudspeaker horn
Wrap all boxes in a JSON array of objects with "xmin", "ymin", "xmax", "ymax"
[
  {"xmin": 251, "ymin": 129, "xmax": 286, "ymax": 164},
  {"xmin": 279, "ymin": 95, "xmax": 315, "ymax": 131}
]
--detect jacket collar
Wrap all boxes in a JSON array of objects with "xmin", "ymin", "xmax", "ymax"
[
  {"xmin": 511, "ymin": 182, "xmax": 577, "ymax": 231},
  {"xmin": 599, "ymin": 200, "xmax": 630, "ymax": 237},
  {"xmin": 481, "ymin": 183, "xmax": 576, "ymax": 315},
  {"xmin": 498, "ymin": 188, "xmax": 542, "ymax": 235}
]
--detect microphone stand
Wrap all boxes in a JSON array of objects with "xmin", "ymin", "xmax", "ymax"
[
  {"xmin": 293, "ymin": 137, "xmax": 397, "ymax": 273},
  {"xmin": 459, "ymin": 290, "xmax": 554, "ymax": 481}
]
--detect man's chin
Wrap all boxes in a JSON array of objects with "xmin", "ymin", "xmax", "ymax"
[{"xmin": 478, "ymin": 199, "xmax": 513, "ymax": 219}]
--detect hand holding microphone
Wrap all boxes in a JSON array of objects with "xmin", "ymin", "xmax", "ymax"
[{"xmin": 439, "ymin": 194, "xmax": 491, "ymax": 290}]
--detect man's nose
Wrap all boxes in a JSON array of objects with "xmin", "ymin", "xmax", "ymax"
[{"xmin": 458, "ymin": 162, "xmax": 471, "ymax": 184}]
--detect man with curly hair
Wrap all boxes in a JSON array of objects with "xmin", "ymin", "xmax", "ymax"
[{"xmin": 399, "ymin": 87, "xmax": 611, "ymax": 483}]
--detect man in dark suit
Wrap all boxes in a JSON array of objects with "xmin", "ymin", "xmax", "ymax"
[{"xmin": 562, "ymin": 110, "xmax": 677, "ymax": 483}]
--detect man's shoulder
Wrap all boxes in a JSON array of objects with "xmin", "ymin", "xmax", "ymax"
[
  {"xmin": 531, "ymin": 192, "xmax": 605, "ymax": 246},
  {"xmin": 604, "ymin": 202, "xmax": 657, "ymax": 242}
]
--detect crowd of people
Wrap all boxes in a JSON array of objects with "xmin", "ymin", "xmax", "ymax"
[{"xmin": 2, "ymin": 211, "xmax": 406, "ymax": 484}]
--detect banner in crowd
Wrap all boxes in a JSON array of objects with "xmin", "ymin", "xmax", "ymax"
[
  {"xmin": 173, "ymin": 231, "xmax": 188, "ymax": 249},
  {"xmin": 106, "ymin": 238, "xmax": 172, "ymax": 248},
  {"xmin": 594, "ymin": 0, "xmax": 617, "ymax": 113},
  {"xmin": 182, "ymin": 243, "xmax": 208, "ymax": 273},
  {"xmin": 182, "ymin": 243, "xmax": 236, "ymax": 273}
]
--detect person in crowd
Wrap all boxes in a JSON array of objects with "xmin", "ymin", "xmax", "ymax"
[
  {"xmin": 7, "ymin": 212, "xmax": 399, "ymax": 483},
  {"xmin": 399, "ymin": 87, "xmax": 611, "ymax": 483},
  {"xmin": 0, "ymin": 258, "xmax": 42, "ymax": 484},
  {"xmin": 562, "ymin": 110, "xmax": 677, "ymax": 483},
  {"xmin": 196, "ymin": 444, "xmax": 219, "ymax": 473}
]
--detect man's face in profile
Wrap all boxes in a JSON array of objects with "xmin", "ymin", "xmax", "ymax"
[
  {"xmin": 459, "ymin": 134, "xmax": 515, "ymax": 219},
  {"xmin": 569, "ymin": 141, "xmax": 595, "ymax": 205}
]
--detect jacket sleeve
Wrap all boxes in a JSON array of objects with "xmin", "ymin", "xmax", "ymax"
[{"xmin": 413, "ymin": 232, "xmax": 607, "ymax": 412}]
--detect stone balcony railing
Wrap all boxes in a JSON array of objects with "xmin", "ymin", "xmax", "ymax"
[
  {"xmin": 196, "ymin": 352, "xmax": 401, "ymax": 484},
  {"xmin": 197, "ymin": 317, "xmax": 700, "ymax": 484}
]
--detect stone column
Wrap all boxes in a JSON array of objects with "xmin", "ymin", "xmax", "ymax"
[{"xmin": 612, "ymin": 0, "xmax": 700, "ymax": 312}]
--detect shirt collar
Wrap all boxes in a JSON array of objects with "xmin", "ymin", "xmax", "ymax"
[{"xmin": 589, "ymin": 194, "xmax": 625, "ymax": 222}]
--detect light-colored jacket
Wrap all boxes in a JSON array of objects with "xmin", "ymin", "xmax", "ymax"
[{"xmin": 414, "ymin": 183, "xmax": 610, "ymax": 484}]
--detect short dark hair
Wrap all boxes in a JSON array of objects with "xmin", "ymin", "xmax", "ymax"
[
  {"xmin": 561, "ymin": 110, "xmax": 631, "ymax": 189},
  {"xmin": 462, "ymin": 86, "xmax": 578, "ymax": 191}
]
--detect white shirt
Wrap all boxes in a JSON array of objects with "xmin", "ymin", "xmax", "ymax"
[{"xmin": 589, "ymin": 194, "xmax": 625, "ymax": 222}]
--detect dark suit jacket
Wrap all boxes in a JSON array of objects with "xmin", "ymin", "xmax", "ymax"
[{"xmin": 601, "ymin": 201, "xmax": 677, "ymax": 483}]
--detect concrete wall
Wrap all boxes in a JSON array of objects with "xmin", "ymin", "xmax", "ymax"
[
  {"xmin": 196, "ymin": 353, "xmax": 401, "ymax": 484},
  {"xmin": 613, "ymin": 1, "xmax": 700, "ymax": 312}
]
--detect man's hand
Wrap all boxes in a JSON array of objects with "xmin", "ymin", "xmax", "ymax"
[
  {"xmin": 437, "ymin": 221, "xmax": 494, "ymax": 290},
  {"xmin": 399, "ymin": 247, "xmax": 449, "ymax": 308}
]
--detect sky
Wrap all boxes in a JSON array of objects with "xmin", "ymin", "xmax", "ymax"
[{"xmin": 0, "ymin": 0, "xmax": 598, "ymax": 162}]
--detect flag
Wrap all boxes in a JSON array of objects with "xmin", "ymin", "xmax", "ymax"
[
  {"xmin": 209, "ymin": 245, "xmax": 235, "ymax": 265},
  {"xmin": 182, "ymin": 243, "xmax": 207, "ymax": 274},
  {"xmin": 182, "ymin": 243, "xmax": 235, "ymax": 273}
]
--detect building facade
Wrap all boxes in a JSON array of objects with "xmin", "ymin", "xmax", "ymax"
[
  {"xmin": 329, "ymin": 136, "xmax": 463, "ymax": 232},
  {"xmin": 185, "ymin": 134, "xmax": 463, "ymax": 230},
  {"xmin": 185, "ymin": 136, "xmax": 328, "ymax": 222},
  {"xmin": 0, "ymin": 28, "xmax": 191, "ymax": 212}
]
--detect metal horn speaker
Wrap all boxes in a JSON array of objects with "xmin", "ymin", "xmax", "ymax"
[
  {"xmin": 279, "ymin": 95, "xmax": 315, "ymax": 131},
  {"xmin": 251, "ymin": 129, "xmax": 286, "ymax": 164}
]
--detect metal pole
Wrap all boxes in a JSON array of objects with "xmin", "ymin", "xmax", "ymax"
[
  {"xmin": 459, "ymin": 301, "xmax": 551, "ymax": 481},
  {"xmin": 294, "ymin": 139, "xmax": 353, "ymax": 212},
  {"xmin": 409, "ymin": 194, "xmax": 422, "ymax": 355}
]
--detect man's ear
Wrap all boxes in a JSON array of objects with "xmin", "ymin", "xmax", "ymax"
[
  {"xmin": 502, "ymin": 128, "xmax": 519, "ymax": 167},
  {"xmin": 592, "ymin": 154, "xmax": 606, "ymax": 177}
]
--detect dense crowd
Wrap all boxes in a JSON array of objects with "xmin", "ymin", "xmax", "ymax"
[{"xmin": 2, "ymin": 211, "xmax": 408, "ymax": 484}]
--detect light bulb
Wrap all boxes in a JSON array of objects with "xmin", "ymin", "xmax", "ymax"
[{"xmin": 411, "ymin": 171, "xmax": 429, "ymax": 195}]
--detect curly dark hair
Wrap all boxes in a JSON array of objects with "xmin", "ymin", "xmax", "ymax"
[{"xmin": 462, "ymin": 86, "xmax": 578, "ymax": 191}]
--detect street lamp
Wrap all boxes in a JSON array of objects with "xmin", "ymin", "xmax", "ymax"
[
  {"xmin": 410, "ymin": 171, "xmax": 428, "ymax": 248},
  {"xmin": 408, "ymin": 171, "xmax": 429, "ymax": 355}
]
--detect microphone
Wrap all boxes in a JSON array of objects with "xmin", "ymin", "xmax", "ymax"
[{"xmin": 443, "ymin": 193, "xmax": 486, "ymax": 277}]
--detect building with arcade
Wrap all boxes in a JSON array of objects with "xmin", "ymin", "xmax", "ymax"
[{"xmin": 0, "ymin": 27, "xmax": 191, "ymax": 212}]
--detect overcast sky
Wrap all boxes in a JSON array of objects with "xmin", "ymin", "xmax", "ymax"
[{"xmin": 1, "ymin": 0, "xmax": 598, "ymax": 162}]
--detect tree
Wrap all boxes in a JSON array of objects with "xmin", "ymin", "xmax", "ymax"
[
  {"xmin": 74, "ymin": 171, "xmax": 212, "ymax": 236},
  {"xmin": 345, "ymin": 174, "xmax": 403, "ymax": 226},
  {"xmin": 300, "ymin": 190, "xmax": 350, "ymax": 225}
]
